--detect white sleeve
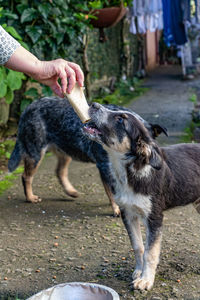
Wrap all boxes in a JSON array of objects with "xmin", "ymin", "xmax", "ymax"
[{"xmin": 0, "ymin": 25, "xmax": 20, "ymax": 65}]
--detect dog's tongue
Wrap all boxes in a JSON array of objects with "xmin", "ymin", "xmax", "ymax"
[{"xmin": 83, "ymin": 126, "xmax": 101, "ymax": 135}]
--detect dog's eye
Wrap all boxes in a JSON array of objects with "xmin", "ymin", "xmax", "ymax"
[{"xmin": 116, "ymin": 116, "xmax": 124, "ymax": 124}]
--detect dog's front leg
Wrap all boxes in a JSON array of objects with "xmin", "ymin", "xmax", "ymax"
[
  {"xmin": 133, "ymin": 216, "xmax": 163, "ymax": 291},
  {"xmin": 121, "ymin": 210, "xmax": 144, "ymax": 279},
  {"xmin": 98, "ymin": 164, "xmax": 121, "ymax": 217}
]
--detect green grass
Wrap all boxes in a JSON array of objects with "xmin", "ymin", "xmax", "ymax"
[
  {"xmin": 0, "ymin": 166, "xmax": 24, "ymax": 195},
  {"xmin": 93, "ymin": 78, "xmax": 149, "ymax": 106},
  {"xmin": 13, "ymin": 166, "xmax": 24, "ymax": 174},
  {"xmin": 0, "ymin": 178, "xmax": 14, "ymax": 194},
  {"xmin": 189, "ymin": 93, "xmax": 197, "ymax": 103},
  {"xmin": 181, "ymin": 93, "xmax": 200, "ymax": 143},
  {"xmin": 182, "ymin": 121, "xmax": 200, "ymax": 143},
  {"xmin": 0, "ymin": 139, "xmax": 15, "ymax": 159}
]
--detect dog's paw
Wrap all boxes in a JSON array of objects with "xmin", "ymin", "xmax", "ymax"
[
  {"xmin": 132, "ymin": 269, "xmax": 142, "ymax": 280},
  {"xmin": 133, "ymin": 276, "xmax": 154, "ymax": 291},
  {"xmin": 112, "ymin": 204, "xmax": 121, "ymax": 217},
  {"xmin": 26, "ymin": 195, "xmax": 42, "ymax": 203},
  {"xmin": 66, "ymin": 190, "xmax": 79, "ymax": 198}
]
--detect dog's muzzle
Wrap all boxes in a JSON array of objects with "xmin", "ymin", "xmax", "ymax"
[{"xmin": 82, "ymin": 103, "xmax": 104, "ymax": 142}]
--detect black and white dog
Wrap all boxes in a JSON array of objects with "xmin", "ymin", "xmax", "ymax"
[
  {"xmin": 83, "ymin": 102, "xmax": 200, "ymax": 290},
  {"xmin": 8, "ymin": 97, "xmax": 166, "ymax": 217}
]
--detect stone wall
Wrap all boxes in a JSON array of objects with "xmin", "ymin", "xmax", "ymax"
[{"xmin": 65, "ymin": 18, "xmax": 139, "ymax": 98}]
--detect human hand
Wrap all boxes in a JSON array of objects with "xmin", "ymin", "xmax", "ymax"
[
  {"xmin": 35, "ymin": 59, "xmax": 84, "ymax": 97},
  {"xmin": 5, "ymin": 45, "xmax": 84, "ymax": 97}
]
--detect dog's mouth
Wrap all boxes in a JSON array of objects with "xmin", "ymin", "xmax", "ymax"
[{"xmin": 83, "ymin": 123, "xmax": 102, "ymax": 140}]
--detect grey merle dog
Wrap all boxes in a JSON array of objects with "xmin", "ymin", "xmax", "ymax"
[
  {"xmin": 8, "ymin": 97, "xmax": 166, "ymax": 217},
  {"xmin": 83, "ymin": 102, "xmax": 200, "ymax": 290}
]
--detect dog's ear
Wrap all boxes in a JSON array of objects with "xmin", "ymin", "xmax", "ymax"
[
  {"xmin": 149, "ymin": 146, "xmax": 162, "ymax": 170},
  {"xmin": 150, "ymin": 124, "xmax": 168, "ymax": 138}
]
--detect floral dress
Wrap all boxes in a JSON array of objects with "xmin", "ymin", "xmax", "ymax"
[{"xmin": 0, "ymin": 25, "xmax": 20, "ymax": 65}]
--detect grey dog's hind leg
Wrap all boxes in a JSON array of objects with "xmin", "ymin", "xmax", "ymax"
[
  {"xmin": 101, "ymin": 180, "xmax": 121, "ymax": 217},
  {"xmin": 55, "ymin": 153, "xmax": 79, "ymax": 198},
  {"xmin": 22, "ymin": 152, "xmax": 45, "ymax": 203}
]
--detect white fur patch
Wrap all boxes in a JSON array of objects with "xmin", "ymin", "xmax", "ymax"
[
  {"xmin": 106, "ymin": 149, "xmax": 152, "ymax": 218},
  {"xmin": 118, "ymin": 186, "xmax": 152, "ymax": 218},
  {"xmin": 131, "ymin": 164, "xmax": 152, "ymax": 179}
]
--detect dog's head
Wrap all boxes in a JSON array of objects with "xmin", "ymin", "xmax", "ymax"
[{"xmin": 83, "ymin": 103, "xmax": 163, "ymax": 170}]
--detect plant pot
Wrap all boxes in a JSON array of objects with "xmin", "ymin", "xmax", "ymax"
[
  {"xmin": 90, "ymin": 6, "xmax": 128, "ymax": 42},
  {"xmin": 90, "ymin": 6, "xmax": 128, "ymax": 28}
]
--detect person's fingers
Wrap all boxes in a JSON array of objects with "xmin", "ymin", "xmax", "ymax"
[
  {"xmin": 51, "ymin": 81, "xmax": 64, "ymax": 98},
  {"xmin": 67, "ymin": 62, "xmax": 84, "ymax": 87},
  {"xmin": 58, "ymin": 68, "xmax": 68, "ymax": 95},
  {"xmin": 65, "ymin": 67, "xmax": 76, "ymax": 93},
  {"xmin": 37, "ymin": 59, "xmax": 84, "ymax": 95}
]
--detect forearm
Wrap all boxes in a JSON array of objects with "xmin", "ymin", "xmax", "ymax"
[
  {"xmin": 4, "ymin": 45, "xmax": 41, "ymax": 78},
  {"xmin": 0, "ymin": 25, "xmax": 84, "ymax": 96},
  {"xmin": 0, "ymin": 25, "xmax": 41, "ymax": 77}
]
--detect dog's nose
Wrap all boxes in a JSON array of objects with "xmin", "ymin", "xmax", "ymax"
[{"xmin": 91, "ymin": 102, "xmax": 101, "ymax": 110}]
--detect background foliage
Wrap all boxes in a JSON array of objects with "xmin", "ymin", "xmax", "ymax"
[
  {"xmin": 0, "ymin": 0, "xmax": 140, "ymax": 131},
  {"xmin": 0, "ymin": 0, "xmax": 89, "ymax": 60}
]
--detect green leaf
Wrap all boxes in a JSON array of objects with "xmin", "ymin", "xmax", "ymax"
[
  {"xmin": 5, "ymin": 26, "xmax": 22, "ymax": 40},
  {"xmin": 0, "ymin": 68, "xmax": 6, "ymax": 82},
  {"xmin": 25, "ymin": 26, "xmax": 42, "ymax": 43},
  {"xmin": 0, "ymin": 81, "xmax": 7, "ymax": 98},
  {"xmin": 42, "ymin": 85, "xmax": 53, "ymax": 97},
  {"xmin": 38, "ymin": 3, "xmax": 49, "ymax": 19},
  {"xmin": 75, "ymin": 3, "xmax": 89, "ymax": 11},
  {"xmin": 51, "ymin": 7, "xmax": 62, "ymax": 17},
  {"xmin": 88, "ymin": 1, "xmax": 103, "ymax": 9},
  {"xmin": 16, "ymin": 3, "xmax": 29, "ymax": 14},
  {"xmin": 24, "ymin": 88, "xmax": 39, "ymax": 98},
  {"xmin": 5, "ymin": 152, "xmax": 11, "ymax": 159},
  {"xmin": 5, "ymin": 88, "xmax": 14, "ymax": 104},
  {"xmin": 21, "ymin": 8, "xmax": 37, "ymax": 23},
  {"xmin": 7, "ymin": 70, "xmax": 23, "ymax": 91},
  {"xmin": 1, "ymin": 11, "xmax": 18, "ymax": 20},
  {"xmin": 20, "ymin": 99, "xmax": 32, "ymax": 112},
  {"xmin": 56, "ymin": 32, "xmax": 64, "ymax": 45}
]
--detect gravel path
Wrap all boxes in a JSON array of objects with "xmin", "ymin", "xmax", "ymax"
[{"xmin": 0, "ymin": 66, "xmax": 199, "ymax": 300}]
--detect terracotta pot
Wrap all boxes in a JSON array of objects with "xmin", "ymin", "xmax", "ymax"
[{"xmin": 90, "ymin": 6, "xmax": 128, "ymax": 28}]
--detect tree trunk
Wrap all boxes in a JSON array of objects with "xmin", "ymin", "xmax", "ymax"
[
  {"xmin": 0, "ymin": 98, "xmax": 10, "ymax": 126},
  {"xmin": 81, "ymin": 33, "xmax": 91, "ymax": 100}
]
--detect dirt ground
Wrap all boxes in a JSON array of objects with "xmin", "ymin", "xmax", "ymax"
[{"xmin": 0, "ymin": 66, "xmax": 200, "ymax": 299}]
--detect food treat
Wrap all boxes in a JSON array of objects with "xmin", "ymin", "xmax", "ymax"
[{"xmin": 64, "ymin": 83, "xmax": 91, "ymax": 123}]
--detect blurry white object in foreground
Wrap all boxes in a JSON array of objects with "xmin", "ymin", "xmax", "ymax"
[{"xmin": 27, "ymin": 282, "xmax": 120, "ymax": 300}]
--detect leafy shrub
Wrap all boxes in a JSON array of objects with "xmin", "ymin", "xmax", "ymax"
[
  {"xmin": 94, "ymin": 78, "xmax": 149, "ymax": 106},
  {"xmin": 0, "ymin": 10, "xmax": 27, "ymax": 104},
  {"xmin": 0, "ymin": 0, "xmax": 89, "ymax": 60},
  {"xmin": 86, "ymin": 0, "xmax": 132, "ymax": 9}
]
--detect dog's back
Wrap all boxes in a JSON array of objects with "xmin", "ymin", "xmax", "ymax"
[
  {"xmin": 9, "ymin": 97, "xmax": 161, "ymax": 173},
  {"xmin": 161, "ymin": 143, "xmax": 200, "ymax": 208},
  {"xmin": 8, "ymin": 97, "xmax": 106, "ymax": 172}
]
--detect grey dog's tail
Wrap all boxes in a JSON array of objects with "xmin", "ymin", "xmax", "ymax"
[{"xmin": 8, "ymin": 141, "xmax": 22, "ymax": 172}]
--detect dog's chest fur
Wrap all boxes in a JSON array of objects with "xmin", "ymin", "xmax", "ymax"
[{"xmin": 107, "ymin": 151, "xmax": 152, "ymax": 218}]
